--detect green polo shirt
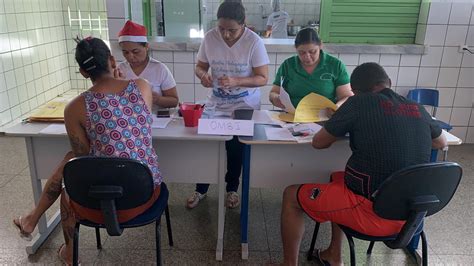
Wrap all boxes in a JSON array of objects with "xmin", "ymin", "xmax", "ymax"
[{"xmin": 273, "ymin": 50, "xmax": 350, "ymax": 107}]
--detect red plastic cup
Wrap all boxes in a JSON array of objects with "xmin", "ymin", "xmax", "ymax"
[{"xmin": 180, "ymin": 103, "xmax": 204, "ymax": 127}]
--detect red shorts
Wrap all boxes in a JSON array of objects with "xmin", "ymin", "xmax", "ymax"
[
  {"xmin": 297, "ymin": 172, "xmax": 404, "ymax": 236},
  {"xmin": 70, "ymin": 185, "xmax": 161, "ymax": 224}
]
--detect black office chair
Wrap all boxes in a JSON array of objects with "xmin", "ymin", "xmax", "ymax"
[
  {"xmin": 63, "ymin": 156, "xmax": 173, "ymax": 266},
  {"xmin": 307, "ymin": 162, "xmax": 462, "ymax": 266}
]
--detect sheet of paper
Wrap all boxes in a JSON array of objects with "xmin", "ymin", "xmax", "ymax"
[
  {"xmin": 151, "ymin": 118, "xmax": 172, "ymax": 128},
  {"xmin": 284, "ymin": 123, "xmax": 323, "ymax": 143},
  {"xmin": 264, "ymin": 127, "xmax": 296, "ymax": 141},
  {"xmin": 278, "ymin": 93, "xmax": 337, "ymax": 123},
  {"xmin": 251, "ymin": 110, "xmax": 280, "ymax": 125},
  {"xmin": 279, "ymin": 87, "xmax": 296, "ymax": 114},
  {"xmin": 39, "ymin": 124, "xmax": 67, "ymax": 134},
  {"xmin": 443, "ymin": 130, "xmax": 462, "ymax": 145}
]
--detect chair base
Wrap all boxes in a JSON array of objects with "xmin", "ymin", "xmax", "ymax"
[{"xmin": 307, "ymin": 222, "xmax": 429, "ymax": 266}]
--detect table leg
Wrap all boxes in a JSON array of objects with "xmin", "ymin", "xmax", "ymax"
[
  {"xmin": 240, "ymin": 144, "xmax": 251, "ymax": 260},
  {"xmin": 216, "ymin": 142, "xmax": 226, "ymax": 261},
  {"xmin": 25, "ymin": 138, "xmax": 60, "ymax": 254}
]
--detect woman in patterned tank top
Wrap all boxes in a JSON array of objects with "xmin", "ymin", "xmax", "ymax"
[{"xmin": 13, "ymin": 37, "xmax": 162, "ymax": 264}]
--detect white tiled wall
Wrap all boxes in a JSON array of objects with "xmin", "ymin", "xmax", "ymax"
[
  {"xmin": 417, "ymin": 1, "xmax": 474, "ymax": 143},
  {"xmin": 0, "ymin": 0, "xmax": 108, "ymax": 128},
  {"xmin": 105, "ymin": 1, "xmax": 474, "ymax": 143}
]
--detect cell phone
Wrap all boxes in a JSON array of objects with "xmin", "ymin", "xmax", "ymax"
[{"xmin": 156, "ymin": 110, "xmax": 170, "ymax": 117}]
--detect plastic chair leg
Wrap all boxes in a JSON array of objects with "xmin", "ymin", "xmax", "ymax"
[
  {"xmin": 367, "ymin": 241, "xmax": 375, "ymax": 254},
  {"xmin": 421, "ymin": 231, "xmax": 428, "ymax": 266},
  {"xmin": 307, "ymin": 222, "xmax": 320, "ymax": 261},
  {"xmin": 73, "ymin": 223, "xmax": 80, "ymax": 266},
  {"xmin": 95, "ymin": 227, "xmax": 102, "ymax": 249},
  {"xmin": 165, "ymin": 205, "xmax": 173, "ymax": 246},
  {"xmin": 346, "ymin": 234, "xmax": 356, "ymax": 266},
  {"xmin": 156, "ymin": 218, "xmax": 162, "ymax": 266}
]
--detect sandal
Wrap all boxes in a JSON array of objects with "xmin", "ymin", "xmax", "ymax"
[
  {"xmin": 312, "ymin": 249, "xmax": 331, "ymax": 266},
  {"xmin": 13, "ymin": 216, "xmax": 33, "ymax": 241},
  {"xmin": 226, "ymin": 191, "xmax": 240, "ymax": 209}
]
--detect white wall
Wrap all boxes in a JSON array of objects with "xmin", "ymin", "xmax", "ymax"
[{"xmin": 0, "ymin": 0, "xmax": 108, "ymax": 128}]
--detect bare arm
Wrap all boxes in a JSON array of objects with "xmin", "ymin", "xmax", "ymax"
[
  {"xmin": 432, "ymin": 133, "xmax": 448, "ymax": 150},
  {"xmin": 265, "ymin": 25, "xmax": 272, "ymax": 38},
  {"xmin": 153, "ymin": 87, "xmax": 179, "ymax": 108},
  {"xmin": 312, "ymin": 128, "xmax": 338, "ymax": 149},
  {"xmin": 218, "ymin": 65, "xmax": 269, "ymax": 89},
  {"xmin": 196, "ymin": 60, "xmax": 213, "ymax": 88},
  {"xmin": 269, "ymin": 84, "xmax": 285, "ymax": 109},
  {"xmin": 335, "ymin": 83, "xmax": 353, "ymax": 107},
  {"xmin": 64, "ymin": 97, "xmax": 90, "ymax": 156}
]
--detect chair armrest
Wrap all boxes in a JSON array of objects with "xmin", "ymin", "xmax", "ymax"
[{"xmin": 384, "ymin": 211, "xmax": 426, "ymax": 249}]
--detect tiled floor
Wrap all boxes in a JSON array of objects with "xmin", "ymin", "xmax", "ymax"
[{"xmin": 0, "ymin": 136, "xmax": 472, "ymax": 265}]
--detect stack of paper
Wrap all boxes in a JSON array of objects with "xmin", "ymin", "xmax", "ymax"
[{"xmin": 29, "ymin": 99, "xmax": 68, "ymax": 122}]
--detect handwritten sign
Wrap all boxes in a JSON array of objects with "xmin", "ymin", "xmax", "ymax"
[{"xmin": 197, "ymin": 119, "xmax": 254, "ymax": 136}]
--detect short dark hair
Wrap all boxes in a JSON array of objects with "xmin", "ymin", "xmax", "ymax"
[
  {"xmin": 75, "ymin": 37, "xmax": 111, "ymax": 80},
  {"xmin": 350, "ymin": 62, "xmax": 390, "ymax": 93},
  {"xmin": 294, "ymin": 27, "xmax": 321, "ymax": 47},
  {"xmin": 217, "ymin": 1, "xmax": 246, "ymax": 25}
]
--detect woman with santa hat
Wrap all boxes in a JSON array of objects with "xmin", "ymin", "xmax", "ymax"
[{"xmin": 116, "ymin": 20, "xmax": 179, "ymax": 109}]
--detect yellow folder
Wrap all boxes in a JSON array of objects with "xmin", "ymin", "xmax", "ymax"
[
  {"xmin": 278, "ymin": 93, "xmax": 337, "ymax": 123},
  {"xmin": 28, "ymin": 99, "xmax": 68, "ymax": 123}
]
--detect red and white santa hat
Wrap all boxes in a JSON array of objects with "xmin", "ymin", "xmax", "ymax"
[{"xmin": 118, "ymin": 20, "xmax": 148, "ymax": 43}]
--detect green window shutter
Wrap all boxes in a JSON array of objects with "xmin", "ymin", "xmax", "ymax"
[{"xmin": 320, "ymin": 0, "xmax": 422, "ymax": 44}]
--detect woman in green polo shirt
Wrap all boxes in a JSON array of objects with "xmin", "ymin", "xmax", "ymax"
[{"xmin": 269, "ymin": 28, "xmax": 353, "ymax": 112}]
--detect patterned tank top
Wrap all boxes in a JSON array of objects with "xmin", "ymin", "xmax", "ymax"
[{"xmin": 82, "ymin": 80, "xmax": 162, "ymax": 185}]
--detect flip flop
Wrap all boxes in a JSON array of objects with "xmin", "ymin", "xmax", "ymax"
[
  {"xmin": 12, "ymin": 216, "xmax": 33, "ymax": 241},
  {"xmin": 313, "ymin": 249, "xmax": 331, "ymax": 266},
  {"xmin": 58, "ymin": 243, "xmax": 81, "ymax": 265}
]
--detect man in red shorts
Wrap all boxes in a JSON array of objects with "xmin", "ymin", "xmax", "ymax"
[{"xmin": 279, "ymin": 62, "xmax": 447, "ymax": 266}]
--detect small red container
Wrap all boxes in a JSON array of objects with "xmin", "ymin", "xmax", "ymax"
[{"xmin": 180, "ymin": 103, "xmax": 204, "ymax": 127}]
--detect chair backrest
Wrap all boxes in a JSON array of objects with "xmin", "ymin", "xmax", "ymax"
[
  {"xmin": 373, "ymin": 162, "xmax": 462, "ymax": 249},
  {"xmin": 64, "ymin": 156, "xmax": 154, "ymax": 210},
  {"xmin": 406, "ymin": 88, "xmax": 439, "ymax": 108},
  {"xmin": 373, "ymin": 162, "xmax": 462, "ymax": 220}
]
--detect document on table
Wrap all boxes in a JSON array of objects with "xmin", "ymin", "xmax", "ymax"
[
  {"xmin": 285, "ymin": 123, "xmax": 323, "ymax": 143},
  {"xmin": 29, "ymin": 99, "xmax": 68, "ymax": 122},
  {"xmin": 251, "ymin": 110, "xmax": 283, "ymax": 126},
  {"xmin": 151, "ymin": 118, "xmax": 172, "ymax": 128},
  {"xmin": 39, "ymin": 124, "xmax": 67, "ymax": 134},
  {"xmin": 264, "ymin": 127, "xmax": 296, "ymax": 142}
]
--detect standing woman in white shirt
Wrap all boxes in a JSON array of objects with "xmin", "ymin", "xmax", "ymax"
[
  {"xmin": 187, "ymin": 1, "xmax": 270, "ymax": 209},
  {"xmin": 116, "ymin": 20, "xmax": 179, "ymax": 109},
  {"xmin": 266, "ymin": 0, "xmax": 290, "ymax": 39}
]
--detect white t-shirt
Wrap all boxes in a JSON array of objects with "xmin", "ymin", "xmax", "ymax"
[
  {"xmin": 197, "ymin": 27, "xmax": 270, "ymax": 117},
  {"xmin": 118, "ymin": 57, "xmax": 176, "ymax": 98},
  {"xmin": 266, "ymin": 11, "xmax": 290, "ymax": 39}
]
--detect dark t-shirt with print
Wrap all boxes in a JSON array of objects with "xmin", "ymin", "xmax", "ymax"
[{"xmin": 324, "ymin": 88, "xmax": 442, "ymax": 199}]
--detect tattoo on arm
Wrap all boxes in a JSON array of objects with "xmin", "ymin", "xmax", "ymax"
[{"xmin": 69, "ymin": 135, "xmax": 88, "ymax": 156}]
